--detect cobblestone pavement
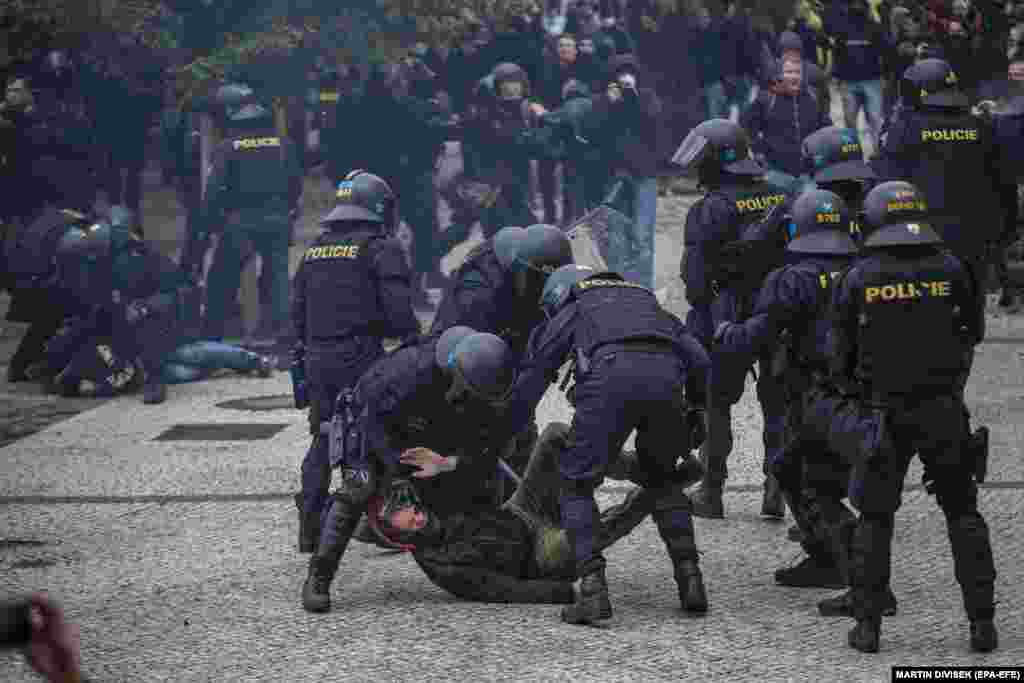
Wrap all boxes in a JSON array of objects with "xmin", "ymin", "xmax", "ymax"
[{"xmin": 1, "ymin": 164, "xmax": 1023, "ymax": 681}]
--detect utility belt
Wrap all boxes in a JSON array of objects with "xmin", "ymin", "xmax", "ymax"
[{"xmin": 559, "ymin": 338, "xmax": 677, "ymax": 404}]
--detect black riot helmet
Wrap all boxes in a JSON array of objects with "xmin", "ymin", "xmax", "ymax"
[
  {"xmin": 228, "ymin": 102, "xmax": 274, "ymax": 129},
  {"xmin": 322, "ymin": 170, "xmax": 398, "ymax": 232},
  {"xmin": 510, "ymin": 224, "xmax": 575, "ymax": 301},
  {"xmin": 492, "ymin": 226, "xmax": 528, "ymax": 270},
  {"xmin": 802, "ymin": 126, "xmax": 876, "ymax": 185},
  {"xmin": 434, "ymin": 325, "xmax": 476, "ymax": 370},
  {"xmin": 492, "ymin": 62, "xmax": 530, "ymax": 102},
  {"xmin": 861, "ymin": 181, "xmax": 943, "ymax": 247},
  {"xmin": 901, "ymin": 58, "xmax": 969, "ymax": 109},
  {"xmin": 444, "ymin": 332, "xmax": 517, "ymax": 409},
  {"xmin": 786, "ymin": 189, "xmax": 859, "ymax": 255},
  {"xmin": 539, "ymin": 264, "xmax": 601, "ymax": 318},
  {"xmin": 671, "ymin": 119, "xmax": 765, "ymax": 182},
  {"xmin": 214, "ymin": 82, "xmax": 256, "ymax": 121}
]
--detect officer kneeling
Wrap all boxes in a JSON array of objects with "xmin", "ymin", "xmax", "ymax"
[
  {"xmin": 805, "ymin": 181, "xmax": 997, "ymax": 653},
  {"xmin": 302, "ymin": 328, "xmax": 518, "ymax": 613},
  {"xmin": 501, "ymin": 265, "xmax": 711, "ymax": 625}
]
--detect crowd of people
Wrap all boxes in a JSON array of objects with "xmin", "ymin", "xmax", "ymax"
[{"xmin": 3, "ymin": 0, "xmax": 1024, "ymax": 679}]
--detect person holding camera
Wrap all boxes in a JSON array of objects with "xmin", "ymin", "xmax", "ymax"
[{"xmin": 583, "ymin": 55, "xmax": 664, "ymax": 289}]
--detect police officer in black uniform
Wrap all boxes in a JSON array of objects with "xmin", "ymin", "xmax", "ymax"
[
  {"xmin": 737, "ymin": 126, "xmax": 876, "ymax": 322},
  {"xmin": 500, "ymin": 264, "xmax": 711, "ymax": 625},
  {"xmin": 873, "ymin": 59, "xmax": 1014, "ymax": 288},
  {"xmin": 200, "ymin": 102, "xmax": 303, "ymax": 341},
  {"xmin": 713, "ymin": 190, "xmax": 868, "ymax": 594},
  {"xmin": 673, "ymin": 118, "xmax": 788, "ymax": 520},
  {"xmin": 805, "ymin": 181, "xmax": 997, "ymax": 653},
  {"xmin": 302, "ymin": 328, "xmax": 519, "ymax": 613},
  {"xmin": 291, "ymin": 170, "xmax": 420, "ymax": 553}
]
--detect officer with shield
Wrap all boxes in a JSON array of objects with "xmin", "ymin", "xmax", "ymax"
[{"xmin": 673, "ymin": 119, "xmax": 788, "ymax": 520}]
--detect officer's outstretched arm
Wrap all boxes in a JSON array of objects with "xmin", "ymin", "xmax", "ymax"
[{"xmin": 716, "ymin": 268, "xmax": 810, "ymax": 357}]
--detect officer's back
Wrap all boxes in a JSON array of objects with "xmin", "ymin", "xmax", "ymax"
[
  {"xmin": 216, "ymin": 105, "xmax": 301, "ymax": 212},
  {"xmin": 874, "ymin": 59, "xmax": 1004, "ymax": 264}
]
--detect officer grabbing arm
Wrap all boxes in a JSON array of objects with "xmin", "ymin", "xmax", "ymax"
[
  {"xmin": 807, "ymin": 181, "xmax": 995, "ymax": 654},
  {"xmin": 502, "ymin": 264, "xmax": 711, "ymax": 626},
  {"xmin": 291, "ymin": 169, "xmax": 419, "ymax": 554},
  {"xmin": 672, "ymin": 119, "xmax": 790, "ymax": 520},
  {"xmin": 716, "ymin": 190, "xmax": 871, "ymax": 598},
  {"xmin": 302, "ymin": 329, "xmax": 517, "ymax": 613}
]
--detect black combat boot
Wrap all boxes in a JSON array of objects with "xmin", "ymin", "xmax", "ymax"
[
  {"xmin": 561, "ymin": 558, "xmax": 612, "ymax": 625},
  {"xmin": 689, "ymin": 481, "xmax": 724, "ymax": 519},
  {"xmin": 848, "ymin": 617, "xmax": 881, "ymax": 653},
  {"xmin": 970, "ymin": 620, "xmax": 998, "ymax": 652},
  {"xmin": 302, "ymin": 556, "xmax": 337, "ymax": 613},
  {"xmin": 675, "ymin": 559, "xmax": 708, "ymax": 614},
  {"xmin": 774, "ymin": 555, "xmax": 845, "ymax": 589},
  {"xmin": 761, "ymin": 475, "xmax": 785, "ymax": 519},
  {"xmin": 295, "ymin": 493, "xmax": 319, "ymax": 554},
  {"xmin": 301, "ymin": 501, "xmax": 360, "ymax": 613},
  {"xmin": 818, "ymin": 587, "xmax": 898, "ymax": 617}
]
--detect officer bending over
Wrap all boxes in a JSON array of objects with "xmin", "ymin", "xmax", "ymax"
[
  {"xmin": 291, "ymin": 170, "xmax": 419, "ymax": 553},
  {"xmin": 501, "ymin": 265, "xmax": 710, "ymax": 625}
]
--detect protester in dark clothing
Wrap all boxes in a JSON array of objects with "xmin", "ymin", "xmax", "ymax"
[{"xmin": 742, "ymin": 58, "xmax": 832, "ymax": 193}]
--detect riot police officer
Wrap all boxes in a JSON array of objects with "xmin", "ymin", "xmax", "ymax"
[
  {"xmin": 673, "ymin": 119, "xmax": 788, "ymax": 520},
  {"xmin": 713, "ymin": 190, "xmax": 867, "ymax": 593},
  {"xmin": 200, "ymin": 102, "xmax": 303, "ymax": 341},
  {"xmin": 302, "ymin": 329, "xmax": 519, "ymax": 613},
  {"xmin": 291, "ymin": 170, "xmax": 420, "ymax": 553},
  {"xmin": 805, "ymin": 181, "xmax": 996, "ymax": 653},
  {"xmin": 501, "ymin": 264, "xmax": 711, "ymax": 625},
  {"xmin": 738, "ymin": 126, "xmax": 876, "ymax": 312},
  {"xmin": 431, "ymin": 223, "xmax": 573, "ymax": 360},
  {"xmin": 428, "ymin": 222, "xmax": 573, "ymax": 475},
  {"xmin": 873, "ymin": 59, "xmax": 1013, "ymax": 280}
]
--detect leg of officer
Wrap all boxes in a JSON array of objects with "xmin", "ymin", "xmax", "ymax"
[
  {"xmin": 297, "ymin": 370, "xmax": 338, "ymax": 553},
  {"xmin": 756, "ymin": 347, "xmax": 786, "ymax": 518},
  {"xmin": 539, "ymin": 159, "xmax": 559, "ymax": 225},
  {"xmin": 558, "ymin": 355, "xmax": 635, "ymax": 625},
  {"xmin": 204, "ymin": 221, "xmax": 247, "ymax": 340},
  {"xmin": 924, "ymin": 445, "xmax": 998, "ymax": 651},
  {"xmin": 633, "ymin": 359, "xmax": 708, "ymax": 613},
  {"xmin": 845, "ymin": 414, "xmax": 913, "ymax": 653}
]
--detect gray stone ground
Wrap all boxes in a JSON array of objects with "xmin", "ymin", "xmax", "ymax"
[{"xmin": 2, "ymin": 126, "xmax": 1024, "ymax": 680}]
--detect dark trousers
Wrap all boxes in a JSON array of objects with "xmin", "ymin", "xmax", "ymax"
[
  {"xmin": 302, "ymin": 340, "xmax": 385, "ymax": 523},
  {"xmin": 399, "ymin": 169, "xmax": 441, "ymax": 278},
  {"xmin": 559, "ymin": 347, "xmax": 698, "ymax": 575}
]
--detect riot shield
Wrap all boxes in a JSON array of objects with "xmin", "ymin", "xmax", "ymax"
[{"xmin": 565, "ymin": 203, "xmax": 633, "ymax": 272}]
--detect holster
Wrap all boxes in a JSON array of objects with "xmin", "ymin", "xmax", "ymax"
[{"xmin": 325, "ymin": 388, "xmax": 364, "ymax": 471}]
